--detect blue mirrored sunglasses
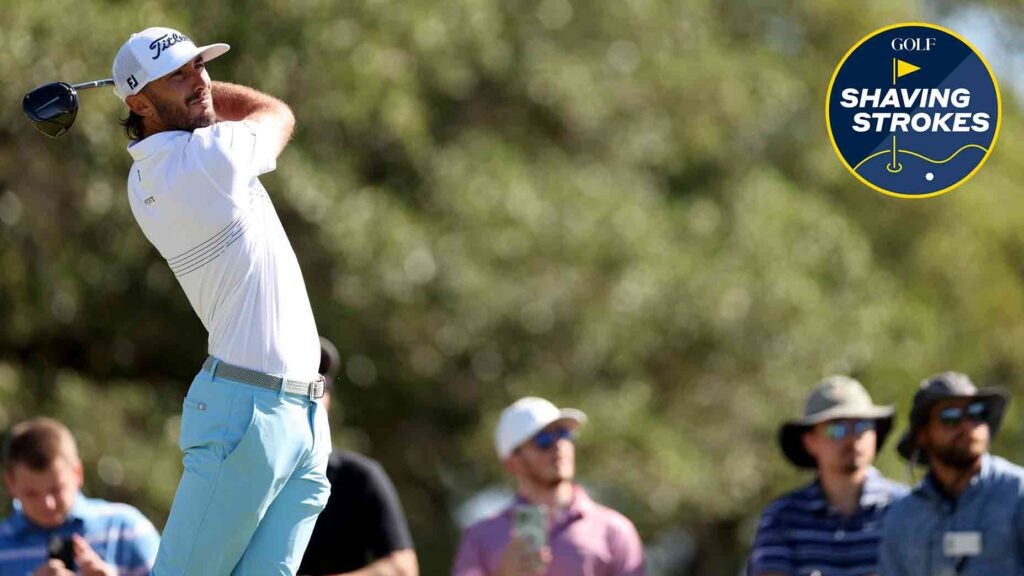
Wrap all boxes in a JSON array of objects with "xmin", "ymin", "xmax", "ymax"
[
  {"xmin": 532, "ymin": 427, "xmax": 575, "ymax": 450},
  {"xmin": 823, "ymin": 419, "xmax": 876, "ymax": 441},
  {"xmin": 937, "ymin": 401, "xmax": 988, "ymax": 428}
]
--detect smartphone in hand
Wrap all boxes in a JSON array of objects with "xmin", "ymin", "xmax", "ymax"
[
  {"xmin": 512, "ymin": 504, "xmax": 548, "ymax": 551},
  {"xmin": 48, "ymin": 534, "xmax": 76, "ymax": 571}
]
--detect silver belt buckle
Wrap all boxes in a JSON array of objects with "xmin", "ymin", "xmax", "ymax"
[{"xmin": 309, "ymin": 377, "xmax": 326, "ymax": 401}]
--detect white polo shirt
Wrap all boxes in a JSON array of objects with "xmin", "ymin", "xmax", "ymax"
[{"xmin": 125, "ymin": 121, "xmax": 320, "ymax": 381}]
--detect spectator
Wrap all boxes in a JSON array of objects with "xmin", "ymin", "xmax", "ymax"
[
  {"xmin": 0, "ymin": 417, "xmax": 159, "ymax": 576},
  {"xmin": 298, "ymin": 338, "xmax": 418, "ymax": 576},
  {"xmin": 452, "ymin": 397, "xmax": 645, "ymax": 576},
  {"xmin": 880, "ymin": 371, "xmax": 1023, "ymax": 575},
  {"xmin": 749, "ymin": 376, "xmax": 907, "ymax": 576}
]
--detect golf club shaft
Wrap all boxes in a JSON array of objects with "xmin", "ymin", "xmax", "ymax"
[{"xmin": 71, "ymin": 79, "xmax": 114, "ymax": 91}]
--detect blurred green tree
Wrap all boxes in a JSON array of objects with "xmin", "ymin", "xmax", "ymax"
[{"xmin": 0, "ymin": 0, "xmax": 1021, "ymax": 573}]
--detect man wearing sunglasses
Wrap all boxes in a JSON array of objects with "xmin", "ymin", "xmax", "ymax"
[
  {"xmin": 452, "ymin": 397, "xmax": 645, "ymax": 576},
  {"xmin": 880, "ymin": 371, "xmax": 1022, "ymax": 575},
  {"xmin": 749, "ymin": 376, "xmax": 907, "ymax": 576}
]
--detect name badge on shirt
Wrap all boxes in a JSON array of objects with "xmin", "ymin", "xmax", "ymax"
[{"xmin": 943, "ymin": 531, "xmax": 982, "ymax": 557}]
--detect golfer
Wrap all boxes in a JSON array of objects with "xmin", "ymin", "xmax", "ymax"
[{"xmin": 112, "ymin": 26, "xmax": 330, "ymax": 576}]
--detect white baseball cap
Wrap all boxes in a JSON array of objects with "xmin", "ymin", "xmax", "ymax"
[
  {"xmin": 495, "ymin": 397, "xmax": 587, "ymax": 459},
  {"xmin": 112, "ymin": 27, "xmax": 230, "ymax": 102}
]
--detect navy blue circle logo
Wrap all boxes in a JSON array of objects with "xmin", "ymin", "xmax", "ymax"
[{"xmin": 827, "ymin": 23, "xmax": 1001, "ymax": 198}]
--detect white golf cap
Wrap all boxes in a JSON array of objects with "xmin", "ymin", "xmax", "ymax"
[
  {"xmin": 112, "ymin": 27, "xmax": 229, "ymax": 102},
  {"xmin": 495, "ymin": 397, "xmax": 587, "ymax": 459}
]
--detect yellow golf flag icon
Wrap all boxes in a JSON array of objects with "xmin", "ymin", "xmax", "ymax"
[{"xmin": 893, "ymin": 58, "xmax": 921, "ymax": 83}]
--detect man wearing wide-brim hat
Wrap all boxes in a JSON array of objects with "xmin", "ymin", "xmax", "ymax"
[
  {"xmin": 879, "ymin": 371, "xmax": 1024, "ymax": 575},
  {"xmin": 748, "ymin": 376, "xmax": 908, "ymax": 576}
]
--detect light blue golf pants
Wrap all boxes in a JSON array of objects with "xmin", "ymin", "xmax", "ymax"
[{"xmin": 153, "ymin": 360, "xmax": 331, "ymax": 576}]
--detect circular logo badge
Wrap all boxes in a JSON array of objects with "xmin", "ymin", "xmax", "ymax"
[{"xmin": 827, "ymin": 23, "xmax": 1001, "ymax": 199}]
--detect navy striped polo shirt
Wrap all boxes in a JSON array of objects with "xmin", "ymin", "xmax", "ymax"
[{"xmin": 748, "ymin": 468, "xmax": 908, "ymax": 576}]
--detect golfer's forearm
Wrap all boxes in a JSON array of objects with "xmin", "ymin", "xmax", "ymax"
[
  {"xmin": 212, "ymin": 81, "xmax": 295, "ymax": 152},
  {"xmin": 212, "ymin": 81, "xmax": 288, "ymax": 121}
]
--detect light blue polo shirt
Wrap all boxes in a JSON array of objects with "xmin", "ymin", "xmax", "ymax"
[
  {"xmin": 0, "ymin": 493, "xmax": 159, "ymax": 575},
  {"xmin": 880, "ymin": 454, "xmax": 1024, "ymax": 575}
]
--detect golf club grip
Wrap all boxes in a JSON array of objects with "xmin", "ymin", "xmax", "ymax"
[{"xmin": 71, "ymin": 79, "xmax": 114, "ymax": 91}]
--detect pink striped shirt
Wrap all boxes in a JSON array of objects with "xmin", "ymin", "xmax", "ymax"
[{"xmin": 452, "ymin": 486, "xmax": 645, "ymax": 576}]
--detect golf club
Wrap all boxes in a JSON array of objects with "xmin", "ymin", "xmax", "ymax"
[{"xmin": 23, "ymin": 79, "xmax": 114, "ymax": 138}]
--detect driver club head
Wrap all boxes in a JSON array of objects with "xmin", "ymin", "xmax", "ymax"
[{"xmin": 23, "ymin": 82, "xmax": 80, "ymax": 138}]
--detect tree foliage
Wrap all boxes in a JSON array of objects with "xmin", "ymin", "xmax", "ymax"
[{"xmin": 1, "ymin": 0, "xmax": 1022, "ymax": 573}]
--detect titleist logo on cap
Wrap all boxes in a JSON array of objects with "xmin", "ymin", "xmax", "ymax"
[{"xmin": 149, "ymin": 33, "xmax": 191, "ymax": 60}]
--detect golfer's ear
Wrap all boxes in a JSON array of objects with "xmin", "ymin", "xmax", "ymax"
[{"xmin": 126, "ymin": 93, "xmax": 155, "ymax": 118}]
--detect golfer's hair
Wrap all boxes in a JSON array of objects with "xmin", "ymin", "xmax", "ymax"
[
  {"xmin": 3, "ymin": 417, "xmax": 79, "ymax": 472},
  {"xmin": 121, "ymin": 110, "xmax": 145, "ymax": 141}
]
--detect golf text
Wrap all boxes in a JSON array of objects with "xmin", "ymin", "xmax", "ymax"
[
  {"xmin": 891, "ymin": 37, "xmax": 936, "ymax": 51},
  {"xmin": 840, "ymin": 88, "xmax": 990, "ymax": 133}
]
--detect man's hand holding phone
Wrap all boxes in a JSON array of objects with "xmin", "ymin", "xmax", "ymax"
[
  {"xmin": 35, "ymin": 535, "xmax": 75, "ymax": 576},
  {"xmin": 34, "ymin": 534, "xmax": 115, "ymax": 576},
  {"xmin": 499, "ymin": 504, "xmax": 552, "ymax": 576},
  {"xmin": 498, "ymin": 537, "xmax": 552, "ymax": 576},
  {"xmin": 71, "ymin": 534, "xmax": 117, "ymax": 576},
  {"xmin": 31, "ymin": 559, "xmax": 75, "ymax": 576}
]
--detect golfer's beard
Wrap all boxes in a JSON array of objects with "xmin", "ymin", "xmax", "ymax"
[{"xmin": 152, "ymin": 93, "xmax": 214, "ymax": 132}]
